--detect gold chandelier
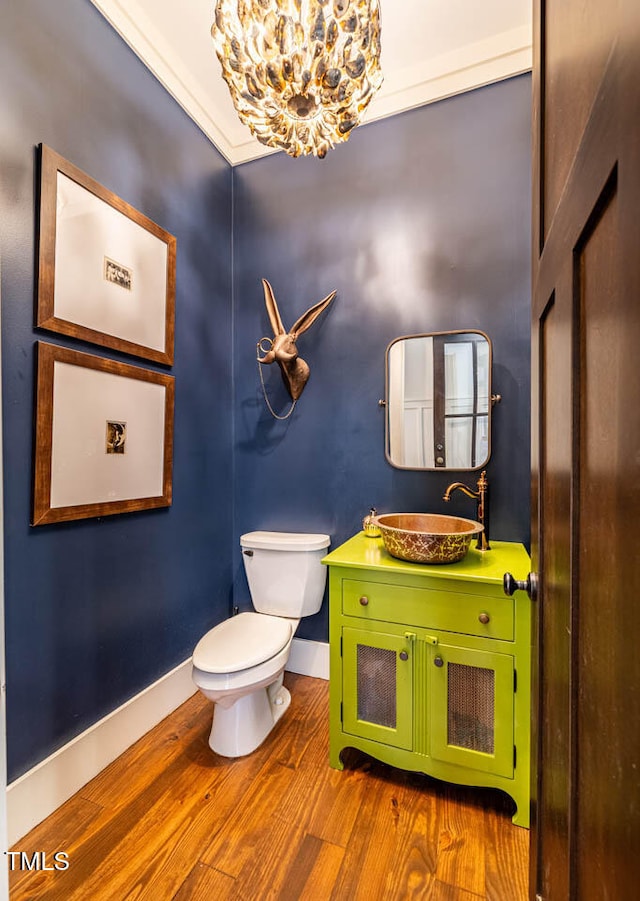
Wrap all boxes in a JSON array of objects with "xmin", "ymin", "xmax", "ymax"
[{"xmin": 211, "ymin": 1, "xmax": 383, "ymax": 159}]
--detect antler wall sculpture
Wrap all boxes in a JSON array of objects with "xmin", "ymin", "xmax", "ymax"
[{"xmin": 257, "ymin": 278, "xmax": 336, "ymax": 417}]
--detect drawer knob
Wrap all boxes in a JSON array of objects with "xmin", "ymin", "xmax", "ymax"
[
  {"xmin": 359, "ymin": 595, "xmax": 369, "ymax": 606},
  {"xmin": 434, "ymin": 655, "xmax": 444, "ymax": 668},
  {"xmin": 399, "ymin": 650, "xmax": 409, "ymax": 661},
  {"xmin": 478, "ymin": 612, "xmax": 490, "ymax": 624}
]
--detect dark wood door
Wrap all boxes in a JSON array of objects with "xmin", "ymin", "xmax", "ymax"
[{"xmin": 531, "ymin": 1, "xmax": 640, "ymax": 899}]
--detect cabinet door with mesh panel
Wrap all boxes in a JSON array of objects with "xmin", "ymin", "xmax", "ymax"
[
  {"xmin": 430, "ymin": 644, "xmax": 514, "ymax": 777},
  {"xmin": 342, "ymin": 627, "xmax": 413, "ymax": 750}
]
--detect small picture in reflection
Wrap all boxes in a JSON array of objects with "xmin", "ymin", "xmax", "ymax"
[{"xmin": 106, "ymin": 420, "xmax": 127, "ymax": 454}]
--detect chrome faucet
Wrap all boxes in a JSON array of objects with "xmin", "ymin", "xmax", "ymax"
[{"xmin": 443, "ymin": 470, "xmax": 490, "ymax": 551}]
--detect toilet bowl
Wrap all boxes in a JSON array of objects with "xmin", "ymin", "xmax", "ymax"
[
  {"xmin": 192, "ymin": 611, "xmax": 296, "ymax": 757},
  {"xmin": 191, "ymin": 531, "xmax": 330, "ymax": 757}
]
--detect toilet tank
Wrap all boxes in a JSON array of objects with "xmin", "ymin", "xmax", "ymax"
[{"xmin": 240, "ymin": 531, "xmax": 330, "ymax": 618}]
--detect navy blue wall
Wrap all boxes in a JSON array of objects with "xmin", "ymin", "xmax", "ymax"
[
  {"xmin": 232, "ymin": 75, "xmax": 532, "ymax": 641},
  {"xmin": 0, "ymin": 0, "xmax": 233, "ymax": 780}
]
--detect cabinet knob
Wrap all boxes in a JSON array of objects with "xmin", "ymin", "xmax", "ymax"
[
  {"xmin": 434, "ymin": 655, "xmax": 444, "ymax": 667},
  {"xmin": 478, "ymin": 612, "xmax": 490, "ymax": 624},
  {"xmin": 359, "ymin": 595, "xmax": 369, "ymax": 606},
  {"xmin": 399, "ymin": 650, "xmax": 409, "ymax": 661}
]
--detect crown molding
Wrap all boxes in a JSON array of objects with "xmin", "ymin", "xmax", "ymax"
[
  {"xmin": 90, "ymin": 1, "xmax": 531, "ymax": 167},
  {"xmin": 369, "ymin": 25, "xmax": 532, "ymax": 125},
  {"xmin": 89, "ymin": 0, "xmax": 241, "ymax": 164}
]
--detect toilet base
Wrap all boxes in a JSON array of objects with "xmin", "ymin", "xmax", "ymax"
[{"xmin": 208, "ymin": 674, "xmax": 291, "ymax": 757}]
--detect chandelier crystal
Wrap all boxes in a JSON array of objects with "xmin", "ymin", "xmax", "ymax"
[{"xmin": 212, "ymin": 0, "xmax": 383, "ymax": 159}]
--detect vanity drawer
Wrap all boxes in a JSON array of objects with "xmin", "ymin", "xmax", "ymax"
[{"xmin": 342, "ymin": 578, "xmax": 514, "ymax": 640}]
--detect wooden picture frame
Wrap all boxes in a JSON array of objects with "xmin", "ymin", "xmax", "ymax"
[
  {"xmin": 32, "ymin": 342, "xmax": 175, "ymax": 526},
  {"xmin": 37, "ymin": 144, "xmax": 176, "ymax": 365}
]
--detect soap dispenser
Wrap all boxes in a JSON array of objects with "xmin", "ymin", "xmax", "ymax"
[{"xmin": 362, "ymin": 507, "xmax": 381, "ymax": 538}]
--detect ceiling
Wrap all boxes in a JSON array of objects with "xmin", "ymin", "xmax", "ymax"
[{"xmin": 89, "ymin": 1, "xmax": 532, "ymax": 166}]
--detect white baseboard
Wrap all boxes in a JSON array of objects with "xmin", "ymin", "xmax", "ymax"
[
  {"xmin": 6, "ymin": 658, "xmax": 197, "ymax": 846},
  {"xmin": 286, "ymin": 638, "xmax": 329, "ymax": 680},
  {"xmin": 6, "ymin": 637, "xmax": 329, "ymax": 845}
]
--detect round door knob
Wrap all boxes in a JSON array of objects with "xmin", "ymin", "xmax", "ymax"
[
  {"xmin": 359, "ymin": 596, "xmax": 369, "ymax": 606},
  {"xmin": 434, "ymin": 655, "xmax": 444, "ymax": 667},
  {"xmin": 399, "ymin": 650, "xmax": 409, "ymax": 661},
  {"xmin": 504, "ymin": 571, "xmax": 538, "ymax": 600},
  {"xmin": 478, "ymin": 612, "xmax": 490, "ymax": 624}
]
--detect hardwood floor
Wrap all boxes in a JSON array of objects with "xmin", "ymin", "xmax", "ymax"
[{"xmin": 9, "ymin": 674, "xmax": 528, "ymax": 900}]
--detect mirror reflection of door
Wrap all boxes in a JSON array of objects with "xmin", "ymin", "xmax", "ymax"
[
  {"xmin": 386, "ymin": 331, "xmax": 491, "ymax": 470},
  {"xmin": 436, "ymin": 333, "xmax": 489, "ymax": 469}
]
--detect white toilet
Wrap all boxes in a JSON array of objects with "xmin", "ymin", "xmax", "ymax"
[{"xmin": 191, "ymin": 530, "xmax": 330, "ymax": 757}]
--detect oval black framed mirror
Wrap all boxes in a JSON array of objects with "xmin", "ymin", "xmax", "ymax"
[{"xmin": 384, "ymin": 330, "xmax": 498, "ymax": 471}]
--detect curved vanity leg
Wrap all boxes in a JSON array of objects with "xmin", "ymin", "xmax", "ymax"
[
  {"xmin": 510, "ymin": 788, "xmax": 530, "ymax": 828},
  {"xmin": 329, "ymin": 743, "xmax": 345, "ymax": 771}
]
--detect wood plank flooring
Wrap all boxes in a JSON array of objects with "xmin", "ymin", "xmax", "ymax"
[{"xmin": 9, "ymin": 673, "xmax": 528, "ymax": 900}]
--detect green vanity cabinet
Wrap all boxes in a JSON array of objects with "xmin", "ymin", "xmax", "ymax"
[{"xmin": 323, "ymin": 532, "xmax": 532, "ymax": 827}]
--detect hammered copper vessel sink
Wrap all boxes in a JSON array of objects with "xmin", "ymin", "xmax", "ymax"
[{"xmin": 373, "ymin": 513, "xmax": 484, "ymax": 564}]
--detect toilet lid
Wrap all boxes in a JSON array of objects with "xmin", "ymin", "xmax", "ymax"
[
  {"xmin": 192, "ymin": 612, "xmax": 293, "ymax": 674},
  {"xmin": 240, "ymin": 531, "xmax": 330, "ymax": 551}
]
